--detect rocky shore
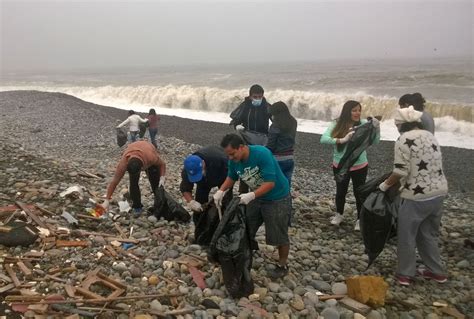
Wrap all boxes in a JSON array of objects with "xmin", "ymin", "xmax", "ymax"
[{"xmin": 0, "ymin": 90, "xmax": 473, "ymax": 318}]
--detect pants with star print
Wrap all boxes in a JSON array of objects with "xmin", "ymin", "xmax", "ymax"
[{"xmin": 397, "ymin": 196, "xmax": 446, "ymax": 277}]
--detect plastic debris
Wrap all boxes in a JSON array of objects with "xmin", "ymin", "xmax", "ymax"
[
  {"xmin": 59, "ymin": 186, "xmax": 84, "ymax": 199},
  {"xmin": 118, "ymin": 201, "xmax": 131, "ymax": 213},
  {"xmin": 61, "ymin": 211, "xmax": 78, "ymax": 225}
]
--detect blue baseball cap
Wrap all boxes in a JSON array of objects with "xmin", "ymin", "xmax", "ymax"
[{"xmin": 184, "ymin": 155, "xmax": 203, "ymax": 183}]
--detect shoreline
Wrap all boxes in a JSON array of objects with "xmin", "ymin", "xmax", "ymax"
[
  {"xmin": 0, "ymin": 90, "xmax": 472, "ymax": 196},
  {"xmin": 0, "ymin": 90, "xmax": 473, "ymax": 317}
]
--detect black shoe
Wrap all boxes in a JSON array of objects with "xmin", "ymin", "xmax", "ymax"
[{"xmin": 268, "ymin": 264, "xmax": 289, "ymax": 279}]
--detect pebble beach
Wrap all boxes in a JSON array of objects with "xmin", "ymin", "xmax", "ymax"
[{"xmin": 0, "ymin": 90, "xmax": 473, "ymax": 318}]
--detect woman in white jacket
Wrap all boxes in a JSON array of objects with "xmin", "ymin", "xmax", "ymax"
[{"xmin": 117, "ymin": 110, "xmax": 148, "ymax": 143}]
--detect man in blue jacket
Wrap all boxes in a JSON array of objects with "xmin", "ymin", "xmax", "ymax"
[{"xmin": 214, "ymin": 133, "xmax": 291, "ymax": 279}]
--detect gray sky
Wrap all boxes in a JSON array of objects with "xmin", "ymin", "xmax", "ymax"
[{"xmin": 1, "ymin": 0, "xmax": 472, "ymax": 71}]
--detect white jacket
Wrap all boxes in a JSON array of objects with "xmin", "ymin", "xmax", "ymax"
[{"xmin": 117, "ymin": 114, "xmax": 148, "ymax": 132}]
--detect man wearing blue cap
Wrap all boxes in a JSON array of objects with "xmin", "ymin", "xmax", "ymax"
[{"xmin": 180, "ymin": 146, "xmax": 230, "ymax": 215}]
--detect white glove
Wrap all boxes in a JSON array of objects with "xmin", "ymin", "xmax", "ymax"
[
  {"xmin": 159, "ymin": 176, "xmax": 166, "ymax": 188},
  {"xmin": 187, "ymin": 200, "xmax": 203, "ymax": 212},
  {"xmin": 338, "ymin": 131, "xmax": 355, "ymax": 144},
  {"xmin": 239, "ymin": 192, "xmax": 256, "ymax": 205},
  {"xmin": 236, "ymin": 124, "xmax": 245, "ymax": 131},
  {"xmin": 213, "ymin": 190, "xmax": 225, "ymax": 208},
  {"xmin": 379, "ymin": 181, "xmax": 390, "ymax": 192},
  {"xmin": 371, "ymin": 117, "xmax": 380, "ymax": 129},
  {"xmin": 100, "ymin": 199, "xmax": 110, "ymax": 211}
]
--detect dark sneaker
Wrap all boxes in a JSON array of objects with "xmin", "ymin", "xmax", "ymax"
[
  {"xmin": 133, "ymin": 207, "xmax": 143, "ymax": 217},
  {"xmin": 417, "ymin": 268, "xmax": 447, "ymax": 283},
  {"xmin": 268, "ymin": 264, "xmax": 289, "ymax": 279},
  {"xmin": 396, "ymin": 274, "xmax": 413, "ymax": 286}
]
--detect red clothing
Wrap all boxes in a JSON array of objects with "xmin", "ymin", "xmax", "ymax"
[
  {"xmin": 147, "ymin": 114, "xmax": 160, "ymax": 129},
  {"xmin": 106, "ymin": 141, "xmax": 165, "ymax": 199}
]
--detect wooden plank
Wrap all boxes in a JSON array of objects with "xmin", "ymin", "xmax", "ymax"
[
  {"xmin": 440, "ymin": 307, "xmax": 466, "ymax": 319},
  {"xmin": 16, "ymin": 261, "xmax": 32, "ymax": 278},
  {"xmin": 0, "ymin": 272, "xmax": 13, "ymax": 283},
  {"xmin": 114, "ymin": 223, "xmax": 127, "ymax": 238},
  {"xmin": 0, "ymin": 283, "xmax": 15, "ymax": 293},
  {"xmin": 15, "ymin": 201, "xmax": 49, "ymax": 230},
  {"xmin": 56, "ymin": 240, "xmax": 90, "ymax": 248},
  {"xmin": 104, "ymin": 245, "xmax": 118, "ymax": 257},
  {"xmin": 4, "ymin": 264, "xmax": 21, "ymax": 287},
  {"xmin": 340, "ymin": 296, "xmax": 372, "ymax": 315},
  {"xmin": 64, "ymin": 285, "xmax": 76, "ymax": 298}
]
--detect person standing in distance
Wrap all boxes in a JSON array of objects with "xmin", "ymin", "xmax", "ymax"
[
  {"xmin": 214, "ymin": 134, "xmax": 291, "ymax": 279},
  {"xmin": 230, "ymin": 84, "xmax": 271, "ymax": 135},
  {"xmin": 117, "ymin": 110, "xmax": 148, "ymax": 143}
]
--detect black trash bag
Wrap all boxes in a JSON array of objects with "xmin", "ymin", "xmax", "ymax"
[
  {"xmin": 150, "ymin": 186, "xmax": 191, "ymax": 223},
  {"xmin": 194, "ymin": 198, "xmax": 229, "ymax": 247},
  {"xmin": 139, "ymin": 121, "xmax": 148, "ymax": 138},
  {"xmin": 0, "ymin": 220, "xmax": 39, "ymax": 247},
  {"xmin": 116, "ymin": 128, "xmax": 127, "ymax": 147},
  {"xmin": 208, "ymin": 198, "xmax": 254, "ymax": 298},
  {"xmin": 360, "ymin": 190, "xmax": 398, "ymax": 268},
  {"xmin": 239, "ymin": 130, "xmax": 268, "ymax": 146},
  {"xmin": 356, "ymin": 173, "xmax": 391, "ymax": 205},
  {"xmin": 334, "ymin": 119, "xmax": 377, "ymax": 183},
  {"xmin": 229, "ymin": 103, "xmax": 246, "ymax": 128}
]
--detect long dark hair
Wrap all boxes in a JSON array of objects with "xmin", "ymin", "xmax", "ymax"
[
  {"xmin": 269, "ymin": 101, "xmax": 297, "ymax": 136},
  {"xmin": 399, "ymin": 93, "xmax": 426, "ymax": 111},
  {"xmin": 331, "ymin": 100, "xmax": 361, "ymax": 138},
  {"xmin": 149, "ymin": 108, "xmax": 156, "ymax": 115}
]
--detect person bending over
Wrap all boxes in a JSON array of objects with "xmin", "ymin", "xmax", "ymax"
[{"xmin": 103, "ymin": 141, "xmax": 166, "ymax": 216}]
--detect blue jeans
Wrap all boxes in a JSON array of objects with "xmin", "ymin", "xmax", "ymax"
[
  {"xmin": 129, "ymin": 131, "xmax": 139, "ymax": 143},
  {"xmin": 278, "ymin": 159, "xmax": 294, "ymax": 189},
  {"xmin": 149, "ymin": 128, "xmax": 158, "ymax": 148}
]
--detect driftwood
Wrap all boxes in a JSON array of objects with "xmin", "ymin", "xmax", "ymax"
[{"xmin": 10, "ymin": 292, "xmax": 184, "ymax": 305}]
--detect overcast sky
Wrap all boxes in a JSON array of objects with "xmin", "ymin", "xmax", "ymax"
[{"xmin": 1, "ymin": 0, "xmax": 472, "ymax": 71}]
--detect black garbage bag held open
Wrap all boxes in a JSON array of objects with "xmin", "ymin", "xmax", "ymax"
[
  {"xmin": 359, "ymin": 175, "xmax": 399, "ymax": 268},
  {"xmin": 116, "ymin": 128, "xmax": 127, "ymax": 147},
  {"xmin": 194, "ymin": 197, "xmax": 231, "ymax": 247},
  {"xmin": 149, "ymin": 186, "xmax": 191, "ymax": 223},
  {"xmin": 334, "ymin": 119, "xmax": 377, "ymax": 183},
  {"xmin": 208, "ymin": 198, "xmax": 254, "ymax": 298}
]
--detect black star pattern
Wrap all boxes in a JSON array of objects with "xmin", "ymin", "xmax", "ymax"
[
  {"xmin": 404, "ymin": 182, "xmax": 411, "ymax": 189},
  {"xmin": 438, "ymin": 169, "xmax": 443, "ymax": 176},
  {"xmin": 432, "ymin": 144, "xmax": 438, "ymax": 152},
  {"xmin": 413, "ymin": 185, "xmax": 425, "ymax": 195},
  {"xmin": 417, "ymin": 160, "xmax": 428, "ymax": 171},
  {"xmin": 404, "ymin": 138, "xmax": 417, "ymax": 148},
  {"xmin": 394, "ymin": 163, "xmax": 405, "ymax": 169}
]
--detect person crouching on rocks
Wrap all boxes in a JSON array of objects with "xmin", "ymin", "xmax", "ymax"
[
  {"xmin": 320, "ymin": 100, "xmax": 380, "ymax": 230},
  {"xmin": 102, "ymin": 140, "xmax": 166, "ymax": 216},
  {"xmin": 379, "ymin": 106, "xmax": 448, "ymax": 286},
  {"xmin": 117, "ymin": 110, "xmax": 148, "ymax": 143},
  {"xmin": 214, "ymin": 133, "xmax": 291, "ymax": 279},
  {"xmin": 180, "ymin": 146, "xmax": 231, "ymax": 221}
]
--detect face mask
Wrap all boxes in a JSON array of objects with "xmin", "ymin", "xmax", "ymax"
[{"xmin": 251, "ymin": 99, "xmax": 262, "ymax": 106}]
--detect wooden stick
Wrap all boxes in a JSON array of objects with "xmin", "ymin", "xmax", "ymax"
[
  {"xmin": 4, "ymin": 264, "xmax": 21, "ymax": 287},
  {"xmin": 34, "ymin": 204, "xmax": 56, "ymax": 216},
  {"xmin": 11, "ymin": 292, "xmax": 183, "ymax": 305},
  {"xmin": 15, "ymin": 201, "xmax": 49, "ymax": 229},
  {"xmin": 149, "ymin": 307, "xmax": 196, "ymax": 317}
]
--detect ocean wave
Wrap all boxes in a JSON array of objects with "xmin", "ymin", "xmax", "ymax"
[{"xmin": 1, "ymin": 84, "xmax": 473, "ymax": 136}]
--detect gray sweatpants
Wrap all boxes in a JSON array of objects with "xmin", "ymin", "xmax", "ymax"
[{"xmin": 397, "ymin": 196, "xmax": 445, "ymax": 277}]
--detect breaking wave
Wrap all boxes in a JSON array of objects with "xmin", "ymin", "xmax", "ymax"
[{"xmin": 1, "ymin": 84, "xmax": 473, "ymax": 137}]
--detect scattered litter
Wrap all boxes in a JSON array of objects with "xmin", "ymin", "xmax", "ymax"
[
  {"xmin": 61, "ymin": 211, "xmax": 78, "ymax": 225},
  {"xmin": 118, "ymin": 200, "xmax": 131, "ymax": 213},
  {"xmin": 59, "ymin": 186, "xmax": 84, "ymax": 199}
]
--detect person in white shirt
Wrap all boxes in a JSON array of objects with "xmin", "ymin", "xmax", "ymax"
[{"xmin": 117, "ymin": 110, "xmax": 148, "ymax": 143}]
